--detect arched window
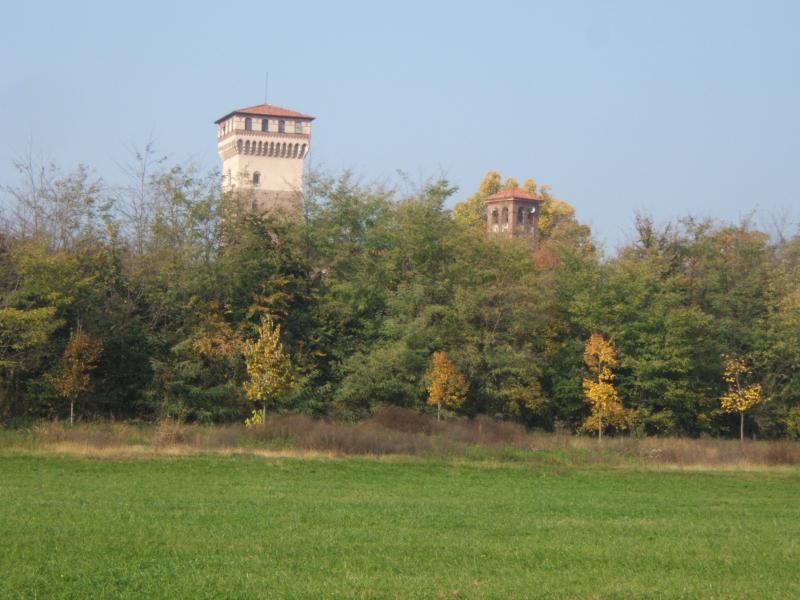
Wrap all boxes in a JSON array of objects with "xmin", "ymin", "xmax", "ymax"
[
  {"xmin": 501, "ymin": 207, "xmax": 509, "ymax": 223},
  {"xmin": 261, "ymin": 118, "xmax": 269, "ymax": 132},
  {"xmin": 252, "ymin": 172, "xmax": 260, "ymax": 186},
  {"xmin": 528, "ymin": 207, "xmax": 535, "ymax": 223},
  {"xmin": 244, "ymin": 140, "xmax": 251, "ymax": 154},
  {"xmin": 244, "ymin": 117, "xmax": 252, "ymax": 131},
  {"xmin": 517, "ymin": 207, "xmax": 524, "ymax": 224},
  {"xmin": 491, "ymin": 209, "xmax": 498, "ymax": 224}
]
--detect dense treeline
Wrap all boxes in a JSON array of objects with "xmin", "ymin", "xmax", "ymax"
[{"xmin": 1, "ymin": 153, "xmax": 799, "ymax": 438}]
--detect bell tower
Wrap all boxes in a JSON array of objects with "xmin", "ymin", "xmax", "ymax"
[
  {"xmin": 485, "ymin": 187, "xmax": 543, "ymax": 243},
  {"xmin": 215, "ymin": 103, "xmax": 314, "ymax": 213}
]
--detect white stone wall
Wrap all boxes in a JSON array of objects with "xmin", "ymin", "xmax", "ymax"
[
  {"xmin": 217, "ymin": 116, "xmax": 311, "ymax": 138},
  {"xmin": 218, "ymin": 114, "xmax": 312, "ymax": 209}
]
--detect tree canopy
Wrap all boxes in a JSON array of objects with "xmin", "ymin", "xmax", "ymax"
[{"xmin": 1, "ymin": 155, "xmax": 798, "ymax": 439}]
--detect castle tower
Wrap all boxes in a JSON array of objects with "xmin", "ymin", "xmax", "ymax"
[
  {"xmin": 484, "ymin": 187, "xmax": 543, "ymax": 243},
  {"xmin": 215, "ymin": 103, "xmax": 314, "ymax": 213}
]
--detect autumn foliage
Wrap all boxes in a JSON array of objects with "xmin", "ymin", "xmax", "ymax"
[
  {"xmin": 582, "ymin": 334, "xmax": 625, "ymax": 439},
  {"xmin": 720, "ymin": 356, "xmax": 764, "ymax": 440},
  {"xmin": 243, "ymin": 316, "xmax": 294, "ymax": 423},
  {"xmin": 425, "ymin": 351, "xmax": 468, "ymax": 421},
  {"xmin": 54, "ymin": 327, "xmax": 102, "ymax": 425}
]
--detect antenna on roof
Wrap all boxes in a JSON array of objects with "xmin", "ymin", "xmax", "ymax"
[{"xmin": 264, "ymin": 72, "xmax": 269, "ymax": 104}]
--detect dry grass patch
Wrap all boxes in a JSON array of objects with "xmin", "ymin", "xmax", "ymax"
[{"xmin": 3, "ymin": 407, "xmax": 799, "ymax": 468}]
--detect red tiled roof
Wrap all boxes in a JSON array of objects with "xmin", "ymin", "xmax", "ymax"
[
  {"xmin": 484, "ymin": 187, "xmax": 540, "ymax": 202},
  {"xmin": 215, "ymin": 103, "xmax": 315, "ymax": 123}
]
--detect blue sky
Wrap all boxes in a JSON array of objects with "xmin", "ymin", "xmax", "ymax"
[{"xmin": 1, "ymin": 0, "xmax": 798, "ymax": 248}]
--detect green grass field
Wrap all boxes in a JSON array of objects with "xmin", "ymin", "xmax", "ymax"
[{"xmin": 2, "ymin": 454, "xmax": 799, "ymax": 599}]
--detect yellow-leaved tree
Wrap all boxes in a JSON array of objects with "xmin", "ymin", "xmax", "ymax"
[
  {"xmin": 582, "ymin": 333, "xmax": 625, "ymax": 440},
  {"xmin": 425, "ymin": 351, "xmax": 468, "ymax": 421},
  {"xmin": 720, "ymin": 356, "xmax": 763, "ymax": 440},
  {"xmin": 502, "ymin": 380, "xmax": 546, "ymax": 417},
  {"xmin": 243, "ymin": 316, "xmax": 294, "ymax": 425},
  {"xmin": 55, "ymin": 325, "xmax": 103, "ymax": 425},
  {"xmin": 452, "ymin": 171, "xmax": 502, "ymax": 230}
]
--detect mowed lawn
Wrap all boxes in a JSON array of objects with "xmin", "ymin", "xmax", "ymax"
[{"xmin": 1, "ymin": 454, "xmax": 799, "ymax": 599}]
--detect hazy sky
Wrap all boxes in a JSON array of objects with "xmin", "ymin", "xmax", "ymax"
[{"xmin": 2, "ymin": 0, "xmax": 798, "ymax": 248}]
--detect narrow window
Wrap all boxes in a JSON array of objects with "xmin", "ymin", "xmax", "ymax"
[
  {"xmin": 492, "ymin": 209, "xmax": 498, "ymax": 224},
  {"xmin": 528, "ymin": 207, "xmax": 535, "ymax": 223},
  {"xmin": 278, "ymin": 120, "xmax": 286, "ymax": 133},
  {"xmin": 244, "ymin": 117, "xmax": 252, "ymax": 131},
  {"xmin": 294, "ymin": 121, "xmax": 302, "ymax": 134},
  {"xmin": 252, "ymin": 172, "xmax": 261, "ymax": 185},
  {"xmin": 517, "ymin": 207, "xmax": 524, "ymax": 224},
  {"xmin": 261, "ymin": 118, "xmax": 269, "ymax": 132},
  {"xmin": 502, "ymin": 207, "xmax": 509, "ymax": 223}
]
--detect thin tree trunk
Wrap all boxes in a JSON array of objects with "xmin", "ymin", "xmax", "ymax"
[
  {"xmin": 263, "ymin": 401, "xmax": 267, "ymax": 425},
  {"xmin": 598, "ymin": 409, "xmax": 603, "ymax": 441},
  {"xmin": 437, "ymin": 401, "xmax": 441, "ymax": 422},
  {"xmin": 740, "ymin": 411, "xmax": 744, "ymax": 441},
  {"xmin": 70, "ymin": 400, "xmax": 74, "ymax": 426}
]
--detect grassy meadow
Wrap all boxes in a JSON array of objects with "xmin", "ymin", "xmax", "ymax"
[{"xmin": 2, "ymin": 443, "xmax": 799, "ymax": 599}]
